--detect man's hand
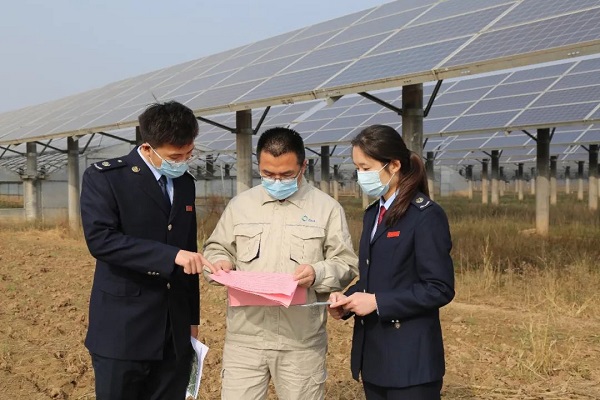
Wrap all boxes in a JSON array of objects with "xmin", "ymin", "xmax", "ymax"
[
  {"xmin": 212, "ymin": 260, "xmax": 234, "ymax": 273},
  {"xmin": 327, "ymin": 292, "xmax": 347, "ymax": 320},
  {"xmin": 175, "ymin": 250, "xmax": 214, "ymax": 274},
  {"xmin": 330, "ymin": 292, "xmax": 377, "ymax": 317},
  {"xmin": 190, "ymin": 325, "xmax": 198, "ymax": 338},
  {"xmin": 293, "ymin": 264, "xmax": 316, "ymax": 288}
]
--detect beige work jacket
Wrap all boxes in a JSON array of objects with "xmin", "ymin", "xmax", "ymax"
[{"xmin": 203, "ymin": 178, "xmax": 358, "ymax": 350}]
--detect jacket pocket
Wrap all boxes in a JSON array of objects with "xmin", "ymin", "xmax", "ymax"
[
  {"xmin": 289, "ymin": 226, "xmax": 325, "ymax": 264},
  {"xmin": 233, "ymin": 224, "xmax": 262, "ymax": 263},
  {"xmin": 96, "ymin": 279, "xmax": 141, "ymax": 297}
]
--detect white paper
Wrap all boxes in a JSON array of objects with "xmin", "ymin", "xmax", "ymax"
[{"xmin": 185, "ymin": 336, "xmax": 209, "ymax": 399}]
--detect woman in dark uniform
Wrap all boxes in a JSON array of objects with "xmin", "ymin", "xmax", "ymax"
[{"xmin": 329, "ymin": 125, "xmax": 455, "ymax": 400}]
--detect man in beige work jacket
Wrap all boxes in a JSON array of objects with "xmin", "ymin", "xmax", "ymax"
[{"xmin": 203, "ymin": 126, "xmax": 358, "ymax": 400}]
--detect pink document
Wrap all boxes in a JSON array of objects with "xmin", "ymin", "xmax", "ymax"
[{"xmin": 210, "ymin": 270, "xmax": 307, "ymax": 307}]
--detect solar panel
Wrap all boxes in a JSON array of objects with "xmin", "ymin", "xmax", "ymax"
[
  {"xmin": 216, "ymin": 55, "xmax": 299, "ymax": 87},
  {"xmin": 511, "ymin": 103, "xmax": 597, "ymax": 126},
  {"xmin": 443, "ymin": 137, "xmax": 490, "ymax": 151},
  {"xmin": 480, "ymin": 134, "xmax": 531, "ymax": 148},
  {"xmin": 467, "ymin": 94, "xmax": 537, "ymax": 114},
  {"xmin": 1, "ymin": 0, "xmax": 600, "ymax": 148},
  {"xmin": 448, "ymin": 73, "xmax": 509, "ymax": 91},
  {"xmin": 568, "ymin": 57, "xmax": 600, "ymax": 73},
  {"xmin": 372, "ymin": 5, "xmax": 512, "ymax": 55},
  {"xmin": 341, "ymin": 102, "xmax": 385, "ymax": 116},
  {"xmin": 436, "ymin": 87, "xmax": 489, "ymax": 105},
  {"xmin": 484, "ymin": 78, "xmax": 555, "ymax": 98},
  {"xmin": 369, "ymin": 110, "xmax": 402, "ymax": 126},
  {"xmin": 553, "ymin": 71, "xmax": 600, "ymax": 90},
  {"xmin": 424, "ymin": 118, "xmax": 454, "ymax": 134},
  {"xmin": 325, "ymin": 38, "xmax": 468, "ymax": 88},
  {"xmin": 238, "ymin": 63, "xmax": 350, "ymax": 103},
  {"xmin": 293, "ymin": 9, "xmax": 373, "ymax": 41},
  {"xmin": 426, "ymin": 103, "xmax": 474, "ymax": 119},
  {"xmin": 283, "ymin": 34, "xmax": 388, "ymax": 74},
  {"xmin": 501, "ymin": 62, "xmax": 573, "ymax": 84},
  {"xmin": 305, "ymin": 128, "xmax": 356, "ymax": 143},
  {"xmin": 493, "ymin": 0, "xmax": 600, "ymax": 29},
  {"xmin": 443, "ymin": 8, "xmax": 600, "ymax": 67},
  {"xmin": 327, "ymin": 7, "xmax": 427, "ymax": 46},
  {"xmin": 532, "ymin": 85, "xmax": 600, "ymax": 107},
  {"xmin": 577, "ymin": 129, "xmax": 600, "ymax": 143},
  {"xmin": 444, "ymin": 111, "xmax": 518, "ymax": 132},
  {"xmin": 415, "ymin": 0, "xmax": 514, "ymax": 25},
  {"xmin": 185, "ymin": 81, "xmax": 262, "ymax": 110}
]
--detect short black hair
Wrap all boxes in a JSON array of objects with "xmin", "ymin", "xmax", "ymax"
[
  {"xmin": 257, "ymin": 127, "xmax": 305, "ymax": 165},
  {"xmin": 138, "ymin": 101, "xmax": 199, "ymax": 147}
]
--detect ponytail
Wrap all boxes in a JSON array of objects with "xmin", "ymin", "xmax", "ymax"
[{"xmin": 385, "ymin": 152, "xmax": 428, "ymax": 226}]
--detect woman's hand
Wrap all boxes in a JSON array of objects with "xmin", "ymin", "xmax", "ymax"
[
  {"xmin": 328, "ymin": 292, "xmax": 348, "ymax": 320},
  {"xmin": 331, "ymin": 292, "xmax": 378, "ymax": 317}
]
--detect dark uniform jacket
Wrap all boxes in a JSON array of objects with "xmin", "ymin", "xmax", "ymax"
[
  {"xmin": 80, "ymin": 148, "xmax": 199, "ymax": 361},
  {"xmin": 345, "ymin": 192, "xmax": 454, "ymax": 388}
]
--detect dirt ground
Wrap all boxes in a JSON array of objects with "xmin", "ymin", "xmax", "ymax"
[{"xmin": 1, "ymin": 228, "xmax": 599, "ymax": 399}]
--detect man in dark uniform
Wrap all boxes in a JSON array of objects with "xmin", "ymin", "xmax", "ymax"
[{"xmin": 80, "ymin": 101, "xmax": 214, "ymax": 400}]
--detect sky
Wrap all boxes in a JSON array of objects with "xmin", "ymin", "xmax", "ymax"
[{"xmin": 0, "ymin": 0, "xmax": 389, "ymax": 113}]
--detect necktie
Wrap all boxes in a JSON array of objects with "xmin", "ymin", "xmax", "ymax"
[
  {"xmin": 377, "ymin": 205, "xmax": 387, "ymax": 226},
  {"xmin": 158, "ymin": 175, "xmax": 171, "ymax": 208}
]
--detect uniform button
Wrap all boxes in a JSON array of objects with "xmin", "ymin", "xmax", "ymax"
[
  {"xmin": 361, "ymin": 320, "xmax": 364, "ymax": 325},
  {"xmin": 147, "ymin": 271, "xmax": 152, "ymax": 275},
  {"xmin": 366, "ymin": 259, "xmax": 369, "ymax": 265},
  {"xmin": 167, "ymin": 224, "xmax": 172, "ymax": 231},
  {"xmin": 166, "ymin": 283, "xmax": 171, "ymax": 290}
]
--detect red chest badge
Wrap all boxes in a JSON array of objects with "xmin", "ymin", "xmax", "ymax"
[
  {"xmin": 185, "ymin": 205, "xmax": 194, "ymax": 212},
  {"xmin": 387, "ymin": 231, "xmax": 400, "ymax": 238}
]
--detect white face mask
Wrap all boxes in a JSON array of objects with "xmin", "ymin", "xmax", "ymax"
[
  {"xmin": 149, "ymin": 146, "xmax": 190, "ymax": 179},
  {"xmin": 357, "ymin": 163, "xmax": 396, "ymax": 197}
]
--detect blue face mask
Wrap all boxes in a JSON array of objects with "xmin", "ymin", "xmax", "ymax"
[
  {"xmin": 261, "ymin": 175, "xmax": 299, "ymax": 200},
  {"xmin": 357, "ymin": 163, "xmax": 396, "ymax": 197},
  {"xmin": 150, "ymin": 146, "xmax": 189, "ymax": 179}
]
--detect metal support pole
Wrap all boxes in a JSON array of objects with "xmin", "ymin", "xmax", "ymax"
[
  {"xmin": 491, "ymin": 150, "xmax": 500, "ymax": 205},
  {"xmin": 530, "ymin": 167, "xmax": 536, "ymax": 195},
  {"xmin": 550, "ymin": 156, "xmax": 557, "ymax": 206},
  {"xmin": 426, "ymin": 151, "xmax": 434, "ymax": 200},
  {"xmin": 481, "ymin": 160, "xmax": 489, "ymax": 205},
  {"xmin": 499, "ymin": 166, "xmax": 505, "ymax": 197},
  {"xmin": 589, "ymin": 144, "xmax": 599, "ymax": 211},
  {"xmin": 333, "ymin": 165, "xmax": 340, "ymax": 201},
  {"xmin": 466, "ymin": 165, "xmax": 473, "ymax": 200},
  {"xmin": 536, "ymin": 129, "xmax": 550, "ymax": 236},
  {"xmin": 236, "ymin": 110, "xmax": 253, "ymax": 195},
  {"xmin": 518, "ymin": 163, "xmax": 524, "ymax": 201},
  {"xmin": 577, "ymin": 161, "xmax": 585, "ymax": 201},
  {"xmin": 23, "ymin": 142, "xmax": 40, "ymax": 222},
  {"xmin": 402, "ymin": 84, "xmax": 424, "ymax": 154},
  {"xmin": 67, "ymin": 137, "xmax": 80, "ymax": 231},
  {"xmin": 307, "ymin": 159, "xmax": 315, "ymax": 185},
  {"xmin": 565, "ymin": 166, "xmax": 571, "ymax": 195},
  {"xmin": 320, "ymin": 145, "xmax": 330, "ymax": 195}
]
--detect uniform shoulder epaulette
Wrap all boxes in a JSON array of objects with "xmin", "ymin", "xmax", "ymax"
[
  {"xmin": 185, "ymin": 170, "xmax": 197, "ymax": 180},
  {"xmin": 365, "ymin": 198, "xmax": 379, "ymax": 211},
  {"xmin": 411, "ymin": 194, "xmax": 433, "ymax": 211},
  {"xmin": 92, "ymin": 158, "xmax": 127, "ymax": 172}
]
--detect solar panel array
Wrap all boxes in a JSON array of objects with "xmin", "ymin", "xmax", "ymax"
[{"xmin": 1, "ymin": 0, "xmax": 599, "ymax": 146}]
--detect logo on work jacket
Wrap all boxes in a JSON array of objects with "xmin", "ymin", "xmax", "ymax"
[
  {"xmin": 186, "ymin": 205, "xmax": 194, "ymax": 212},
  {"xmin": 301, "ymin": 215, "xmax": 316, "ymax": 223}
]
